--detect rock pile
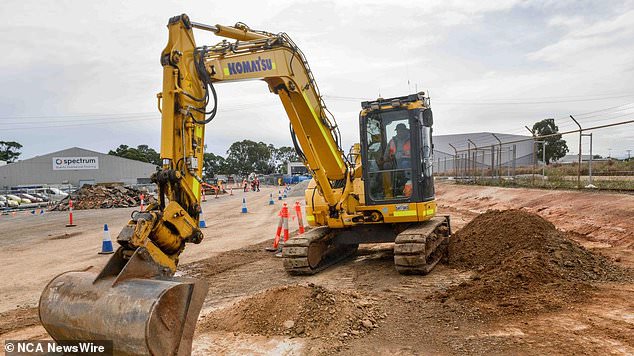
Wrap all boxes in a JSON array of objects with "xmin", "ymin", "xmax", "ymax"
[
  {"xmin": 201, "ymin": 283, "xmax": 384, "ymax": 341},
  {"xmin": 50, "ymin": 184, "xmax": 156, "ymax": 210}
]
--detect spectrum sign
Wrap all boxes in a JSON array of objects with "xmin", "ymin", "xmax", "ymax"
[{"xmin": 52, "ymin": 157, "xmax": 99, "ymax": 170}]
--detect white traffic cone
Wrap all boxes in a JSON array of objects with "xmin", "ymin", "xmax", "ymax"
[
  {"xmin": 241, "ymin": 197, "xmax": 248, "ymax": 213},
  {"xmin": 99, "ymin": 224, "xmax": 114, "ymax": 255},
  {"xmin": 199, "ymin": 206, "xmax": 207, "ymax": 228}
]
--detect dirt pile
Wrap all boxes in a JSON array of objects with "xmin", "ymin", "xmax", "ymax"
[
  {"xmin": 444, "ymin": 209, "xmax": 630, "ymax": 314},
  {"xmin": 51, "ymin": 184, "xmax": 156, "ymax": 210},
  {"xmin": 287, "ymin": 179, "xmax": 310, "ymax": 198},
  {"xmin": 0, "ymin": 307, "xmax": 39, "ymax": 335},
  {"xmin": 200, "ymin": 284, "xmax": 384, "ymax": 341}
]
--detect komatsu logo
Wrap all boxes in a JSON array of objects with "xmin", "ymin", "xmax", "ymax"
[{"xmin": 224, "ymin": 57, "xmax": 275, "ymax": 75}]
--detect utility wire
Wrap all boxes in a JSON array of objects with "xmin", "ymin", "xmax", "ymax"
[
  {"xmin": 0, "ymin": 103, "xmax": 280, "ymax": 129},
  {"xmin": 324, "ymin": 93, "xmax": 634, "ymax": 105},
  {"xmin": 0, "ymin": 101, "xmax": 277, "ymax": 122}
]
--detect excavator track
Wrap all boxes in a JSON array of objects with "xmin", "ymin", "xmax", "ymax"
[
  {"xmin": 393, "ymin": 216, "xmax": 451, "ymax": 275},
  {"xmin": 282, "ymin": 227, "xmax": 358, "ymax": 275}
]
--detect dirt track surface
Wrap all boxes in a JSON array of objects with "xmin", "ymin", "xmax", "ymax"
[{"xmin": 1, "ymin": 182, "xmax": 633, "ymax": 355}]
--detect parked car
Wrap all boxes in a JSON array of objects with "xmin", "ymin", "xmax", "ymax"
[
  {"xmin": 30, "ymin": 192, "xmax": 50, "ymax": 202},
  {"xmin": 1, "ymin": 195, "xmax": 18, "ymax": 208},
  {"xmin": 6, "ymin": 194, "xmax": 30, "ymax": 204},
  {"xmin": 18, "ymin": 193, "xmax": 42, "ymax": 203},
  {"xmin": 43, "ymin": 187, "xmax": 68, "ymax": 201}
]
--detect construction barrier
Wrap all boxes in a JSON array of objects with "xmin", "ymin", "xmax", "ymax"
[
  {"xmin": 267, "ymin": 203, "xmax": 289, "ymax": 253},
  {"xmin": 66, "ymin": 199, "xmax": 76, "ymax": 227},
  {"xmin": 294, "ymin": 201, "xmax": 305, "ymax": 234},
  {"xmin": 140, "ymin": 193, "xmax": 145, "ymax": 211},
  {"xmin": 99, "ymin": 224, "xmax": 114, "ymax": 254}
]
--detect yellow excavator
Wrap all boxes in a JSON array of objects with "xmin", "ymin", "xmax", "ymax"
[{"xmin": 39, "ymin": 14, "xmax": 450, "ymax": 355}]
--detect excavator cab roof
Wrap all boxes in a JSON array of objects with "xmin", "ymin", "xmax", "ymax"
[{"xmin": 361, "ymin": 92, "xmax": 429, "ymax": 111}]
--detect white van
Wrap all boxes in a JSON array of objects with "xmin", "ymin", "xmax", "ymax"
[{"xmin": 44, "ymin": 187, "xmax": 69, "ymax": 202}]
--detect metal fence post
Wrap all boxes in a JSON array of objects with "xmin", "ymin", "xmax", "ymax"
[
  {"xmin": 513, "ymin": 144, "xmax": 517, "ymax": 179},
  {"xmin": 491, "ymin": 134, "xmax": 502, "ymax": 182},
  {"xmin": 448, "ymin": 143, "xmax": 458, "ymax": 178},
  {"xmin": 491, "ymin": 145, "xmax": 495, "ymax": 178},
  {"xmin": 570, "ymin": 115, "xmax": 583, "ymax": 188},
  {"xmin": 467, "ymin": 139, "xmax": 477, "ymax": 181}
]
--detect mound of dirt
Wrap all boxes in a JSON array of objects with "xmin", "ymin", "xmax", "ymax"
[
  {"xmin": 287, "ymin": 179, "xmax": 310, "ymax": 198},
  {"xmin": 200, "ymin": 284, "xmax": 383, "ymax": 340},
  {"xmin": 444, "ymin": 209, "xmax": 630, "ymax": 314}
]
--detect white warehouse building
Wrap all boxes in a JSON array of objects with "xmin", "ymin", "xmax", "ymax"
[{"xmin": 0, "ymin": 147, "xmax": 158, "ymax": 189}]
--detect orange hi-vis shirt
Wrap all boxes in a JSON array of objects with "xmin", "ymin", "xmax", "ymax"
[{"xmin": 389, "ymin": 138, "xmax": 411, "ymax": 159}]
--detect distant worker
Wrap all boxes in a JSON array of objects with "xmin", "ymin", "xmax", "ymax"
[
  {"xmin": 255, "ymin": 177, "xmax": 260, "ymax": 192},
  {"xmin": 385, "ymin": 123, "xmax": 411, "ymax": 169},
  {"xmin": 243, "ymin": 178, "xmax": 248, "ymax": 192}
]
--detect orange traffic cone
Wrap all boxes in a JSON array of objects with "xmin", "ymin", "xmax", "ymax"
[
  {"xmin": 66, "ymin": 199, "xmax": 76, "ymax": 227},
  {"xmin": 294, "ymin": 201, "xmax": 305, "ymax": 234},
  {"xmin": 266, "ymin": 203, "xmax": 290, "ymax": 254}
]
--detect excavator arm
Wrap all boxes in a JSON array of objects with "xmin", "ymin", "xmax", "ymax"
[{"xmin": 172, "ymin": 15, "xmax": 355, "ymax": 214}]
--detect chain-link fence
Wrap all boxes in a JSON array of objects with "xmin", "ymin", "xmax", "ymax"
[{"xmin": 433, "ymin": 121, "xmax": 634, "ymax": 191}]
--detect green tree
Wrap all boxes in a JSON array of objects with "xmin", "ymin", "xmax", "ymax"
[
  {"xmin": 532, "ymin": 118, "xmax": 569, "ymax": 164},
  {"xmin": 225, "ymin": 140, "xmax": 275, "ymax": 175},
  {"xmin": 271, "ymin": 146, "xmax": 300, "ymax": 173},
  {"xmin": 202, "ymin": 152, "xmax": 226, "ymax": 179},
  {"xmin": 0, "ymin": 141, "xmax": 22, "ymax": 162},
  {"xmin": 108, "ymin": 144, "xmax": 161, "ymax": 166}
]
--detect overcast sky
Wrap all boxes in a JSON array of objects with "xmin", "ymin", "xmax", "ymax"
[{"xmin": 1, "ymin": 0, "xmax": 634, "ymax": 160}]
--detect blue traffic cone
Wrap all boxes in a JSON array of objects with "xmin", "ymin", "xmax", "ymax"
[
  {"xmin": 241, "ymin": 197, "xmax": 248, "ymax": 213},
  {"xmin": 39, "ymin": 209, "xmax": 45, "ymax": 215},
  {"xmin": 278, "ymin": 190, "xmax": 282, "ymax": 200},
  {"xmin": 199, "ymin": 206, "xmax": 207, "ymax": 228},
  {"xmin": 31, "ymin": 210, "xmax": 36, "ymax": 215},
  {"xmin": 269, "ymin": 193, "xmax": 275, "ymax": 205},
  {"xmin": 99, "ymin": 224, "xmax": 114, "ymax": 254}
]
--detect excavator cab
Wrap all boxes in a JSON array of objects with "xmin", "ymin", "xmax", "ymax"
[{"xmin": 360, "ymin": 93, "xmax": 435, "ymax": 205}]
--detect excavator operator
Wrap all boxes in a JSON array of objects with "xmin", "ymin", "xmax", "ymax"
[{"xmin": 386, "ymin": 123, "xmax": 412, "ymax": 169}]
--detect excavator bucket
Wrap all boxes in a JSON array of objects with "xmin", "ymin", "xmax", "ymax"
[{"xmin": 39, "ymin": 247, "xmax": 208, "ymax": 356}]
